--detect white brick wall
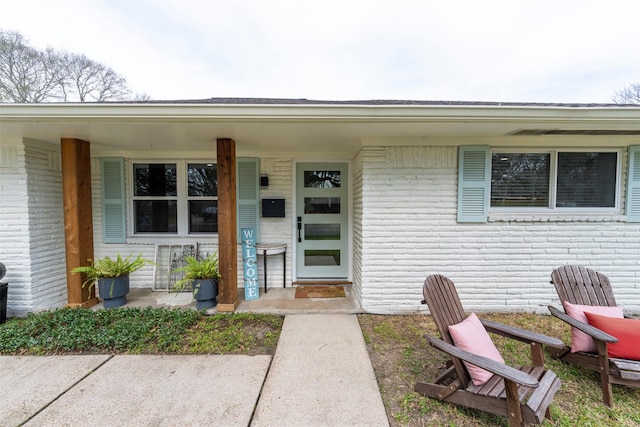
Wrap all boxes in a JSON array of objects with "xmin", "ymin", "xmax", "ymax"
[
  {"xmin": 9, "ymin": 141, "xmax": 638, "ymax": 316},
  {"xmin": 0, "ymin": 140, "xmax": 66, "ymax": 316},
  {"xmin": 24, "ymin": 142, "xmax": 67, "ymax": 311},
  {"xmin": 0, "ymin": 143, "xmax": 32, "ymax": 315},
  {"xmin": 359, "ymin": 146, "xmax": 640, "ymax": 315},
  {"xmin": 351, "ymin": 151, "xmax": 364, "ymax": 306}
]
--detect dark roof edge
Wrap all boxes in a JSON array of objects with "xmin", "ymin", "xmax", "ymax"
[
  {"xmin": 3, "ymin": 97, "xmax": 639, "ymax": 108},
  {"xmin": 129, "ymin": 97, "xmax": 639, "ymax": 108}
]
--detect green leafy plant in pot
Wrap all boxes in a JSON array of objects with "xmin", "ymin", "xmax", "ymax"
[
  {"xmin": 71, "ymin": 253, "xmax": 153, "ymax": 308},
  {"xmin": 171, "ymin": 252, "xmax": 222, "ymax": 310}
]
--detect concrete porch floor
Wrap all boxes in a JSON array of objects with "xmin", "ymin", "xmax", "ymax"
[{"xmin": 92, "ymin": 285, "xmax": 362, "ymax": 314}]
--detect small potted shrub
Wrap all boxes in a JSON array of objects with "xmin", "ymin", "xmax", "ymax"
[
  {"xmin": 71, "ymin": 253, "xmax": 153, "ymax": 308},
  {"xmin": 171, "ymin": 252, "xmax": 221, "ymax": 310}
]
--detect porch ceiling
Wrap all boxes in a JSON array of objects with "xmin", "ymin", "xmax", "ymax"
[{"xmin": 2, "ymin": 101, "xmax": 640, "ymax": 156}]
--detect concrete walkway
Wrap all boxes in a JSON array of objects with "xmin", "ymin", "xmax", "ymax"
[
  {"xmin": 252, "ymin": 315, "xmax": 388, "ymax": 427},
  {"xmin": 0, "ymin": 314, "xmax": 389, "ymax": 427}
]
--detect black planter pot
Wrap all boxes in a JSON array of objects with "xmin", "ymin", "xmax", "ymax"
[
  {"xmin": 0, "ymin": 282, "xmax": 7, "ymax": 324},
  {"xmin": 98, "ymin": 275, "xmax": 130, "ymax": 308},
  {"xmin": 193, "ymin": 279, "xmax": 218, "ymax": 310}
]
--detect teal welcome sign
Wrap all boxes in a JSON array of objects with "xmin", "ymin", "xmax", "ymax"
[{"xmin": 241, "ymin": 228, "xmax": 259, "ymax": 301}]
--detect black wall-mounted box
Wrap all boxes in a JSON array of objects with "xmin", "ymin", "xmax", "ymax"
[{"xmin": 262, "ymin": 198, "xmax": 285, "ymax": 217}]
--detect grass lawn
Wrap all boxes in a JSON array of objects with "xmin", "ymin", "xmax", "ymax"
[
  {"xmin": 2, "ymin": 308, "xmax": 639, "ymax": 425},
  {"xmin": 358, "ymin": 312, "xmax": 640, "ymax": 427}
]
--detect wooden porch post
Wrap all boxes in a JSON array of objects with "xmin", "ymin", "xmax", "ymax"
[
  {"xmin": 216, "ymin": 138, "xmax": 239, "ymax": 312},
  {"xmin": 61, "ymin": 138, "xmax": 98, "ymax": 307}
]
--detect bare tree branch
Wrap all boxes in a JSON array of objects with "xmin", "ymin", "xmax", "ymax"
[
  {"xmin": 0, "ymin": 30, "xmax": 65, "ymax": 102},
  {"xmin": 612, "ymin": 83, "xmax": 640, "ymax": 104},
  {"xmin": 62, "ymin": 53, "xmax": 131, "ymax": 102},
  {"xmin": 133, "ymin": 92, "xmax": 152, "ymax": 101},
  {"xmin": 0, "ymin": 29, "xmax": 136, "ymax": 103}
]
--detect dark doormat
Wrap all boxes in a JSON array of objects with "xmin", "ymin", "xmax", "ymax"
[{"xmin": 294, "ymin": 285, "xmax": 346, "ymax": 299}]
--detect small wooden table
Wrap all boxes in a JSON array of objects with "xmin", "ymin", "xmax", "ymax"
[{"xmin": 255, "ymin": 243, "xmax": 286, "ymax": 293}]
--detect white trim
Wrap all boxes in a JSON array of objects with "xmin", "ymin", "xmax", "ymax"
[{"xmin": 3, "ymin": 102, "xmax": 640, "ymax": 121}]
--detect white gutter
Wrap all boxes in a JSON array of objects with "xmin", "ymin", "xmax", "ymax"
[{"xmin": 1, "ymin": 102, "xmax": 640, "ymax": 125}]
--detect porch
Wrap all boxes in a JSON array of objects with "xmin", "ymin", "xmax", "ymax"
[{"xmin": 90, "ymin": 287, "xmax": 361, "ymax": 314}]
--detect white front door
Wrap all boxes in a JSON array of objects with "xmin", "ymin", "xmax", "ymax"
[{"xmin": 295, "ymin": 162, "xmax": 348, "ymax": 279}]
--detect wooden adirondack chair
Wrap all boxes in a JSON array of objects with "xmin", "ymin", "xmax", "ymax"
[
  {"xmin": 416, "ymin": 275, "xmax": 563, "ymax": 427},
  {"xmin": 548, "ymin": 265, "xmax": 640, "ymax": 407}
]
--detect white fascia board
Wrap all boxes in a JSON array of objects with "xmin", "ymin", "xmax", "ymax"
[{"xmin": 2, "ymin": 102, "xmax": 640, "ymax": 125}]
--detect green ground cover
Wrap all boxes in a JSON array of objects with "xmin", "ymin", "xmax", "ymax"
[{"xmin": 0, "ymin": 307, "xmax": 283, "ymax": 355}]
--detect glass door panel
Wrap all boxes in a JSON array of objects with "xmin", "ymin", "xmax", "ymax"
[
  {"xmin": 296, "ymin": 162, "xmax": 348, "ymax": 278},
  {"xmin": 304, "ymin": 223, "xmax": 341, "ymax": 240}
]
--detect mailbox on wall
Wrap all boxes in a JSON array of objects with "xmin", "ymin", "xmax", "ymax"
[{"xmin": 262, "ymin": 198, "xmax": 285, "ymax": 217}]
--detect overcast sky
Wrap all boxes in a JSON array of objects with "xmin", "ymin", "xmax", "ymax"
[{"xmin": 2, "ymin": 0, "xmax": 639, "ymax": 103}]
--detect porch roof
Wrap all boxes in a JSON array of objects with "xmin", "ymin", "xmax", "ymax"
[{"xmin": 1, "ymin": 98, "xmax": 640, "ymax": 156}]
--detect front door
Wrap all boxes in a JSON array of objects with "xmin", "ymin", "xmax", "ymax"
[{"xmin": 296, "ymin": 162, "xmax": 348, "ymax": 279}]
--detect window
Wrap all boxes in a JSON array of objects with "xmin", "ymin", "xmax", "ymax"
[
  {"xmin": 132, "ymin": 161, "xmax": 217, "ymax": 235},
  {"xmin": 491, "ymin": 153, "xmax": 550, "ymax": 207},
  {"xmin": 187, "ymin": 163, "xmax": 218, "ymax": 233},
  {"xmin": 491, "ymin": 151, "xmax": 618, "ymax": 210},
  {"xmin": 556, "ymin": 152, "xmax": 617, "ymax": 208}
]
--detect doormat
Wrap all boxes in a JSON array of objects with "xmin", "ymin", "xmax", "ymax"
[{"xmin": 294, "ymin": 285, "xmax": 346, "ymax": 299}]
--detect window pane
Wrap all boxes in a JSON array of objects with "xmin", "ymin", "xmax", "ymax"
[
  {"xmin": 556, "ymin": 152, "xmax": 616, "ymax": 208},
  {"xmin": 188, "ymin": 163, "xmax": 217, "ymax": 197},
  {"xmin": 491, "ymin": 153, "xmax": 550, "ymax": 207},
  {"xmin": 304, "ymin": 197, "xmax": 341, "ymax": 214},
  {"xmin": 134, "ymin": 200, "xmax": 177, "ymax": 233},
  {"xmin": 304, "ymin": 170, "xmax": 341, "ymax": 188},
  {"xmin": 134, "ymin": 164, "xmax": 177, "ymax": 196},
  {"xmin": 304, "ymin": 250, "xmax": 340, "ymax": 266},
  {"xmin": 189, "ymin": 200, "xmax": 218, "ymax": 233},
  {"xmin": 304, "ymin": 223, "xmax": 340, "ymax": 240}
]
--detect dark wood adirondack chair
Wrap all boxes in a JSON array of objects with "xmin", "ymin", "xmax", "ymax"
[
  {"xmin": 416, "ymin": 275, "xmax": 563, "ymax": 427},
  {"xmin": 548, "ymin": 265, "xmax": 640, "ymax": 407}
]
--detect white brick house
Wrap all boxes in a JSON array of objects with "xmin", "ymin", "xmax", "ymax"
[{"xmin": 1, "ymin": 99, "xmax": 640, "ymax": 316}]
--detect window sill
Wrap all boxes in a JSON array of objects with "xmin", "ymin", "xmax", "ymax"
[
  {"xmin": 126, "ymin": 236, "xmax": 218, "ymax": 245},
  {"xmin": 488, "ymin": 214, "xmax": 627, "ymax": 222}
]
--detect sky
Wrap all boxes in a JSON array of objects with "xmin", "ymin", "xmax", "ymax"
[{"xmin": 2, "ymin": 0, "xmax": 639, "ymax": 103}]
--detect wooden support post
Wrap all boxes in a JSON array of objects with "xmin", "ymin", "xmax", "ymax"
[
  {"xmin": 61, "ymin": 138, "xmax": 98, "ymax": 308},
  {"xmin": 216, "ymin": 138, "xmax": 239, "ymax": 312}
]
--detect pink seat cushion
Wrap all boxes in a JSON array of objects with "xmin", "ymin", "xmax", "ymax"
[
  {"xmin": 562, "ymin": 301, "xmax": 624, "ymax": 353},
  {"xmin": 585, "ymin": 312, "xmax": 640, "ymax": 360},
  {"xmin": 448, "ymin": 313, "xmax": 505, "ymax": 386}
]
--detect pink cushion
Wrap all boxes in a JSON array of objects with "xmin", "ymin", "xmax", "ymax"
[
  {"xmin": 562, "ymin": 301, "xmax": 624, "ymax": 353},
  {"xmin": 585, "ymin": 312, "xmax": 640, "ymax": 360},
  {"xmin": 448, "ymin": 313, "xmax": 505, "ymax": 386}
]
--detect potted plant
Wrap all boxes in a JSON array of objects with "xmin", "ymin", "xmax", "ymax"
[
  {"xmin": 171, "ymin": 252, "xmax": 221, "ymax": 310},
  {"xmin": 71, "ymin": 253, "xmax": 153, "ymax": 308}
]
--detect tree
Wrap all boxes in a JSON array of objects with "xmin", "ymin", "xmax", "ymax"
[
  {"xmin": 61, "ymin": 52, "xmax": 130, "ymax": 102},
  {"xmin": 0, "ymin": 31, "xmax": 64, "ymax": 102},
  {"xmin": 612, "ymin": 83, "xmax": 640, "ymax": 104},
  {"xmin": 0, "ymin": 29, "xmax": 134, "ymax": 102}
]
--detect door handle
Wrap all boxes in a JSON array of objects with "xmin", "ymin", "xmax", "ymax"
[{"xmin": 297, "ymin": 216, "xmax": 302, "ymax": 242}]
